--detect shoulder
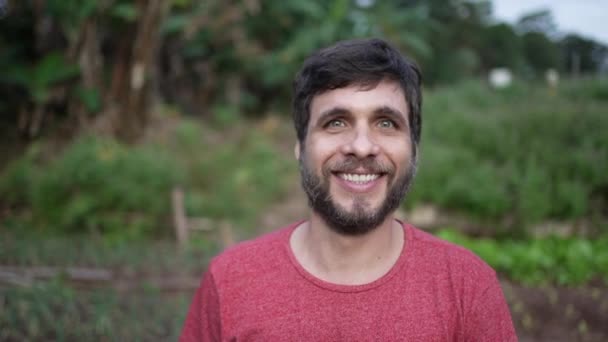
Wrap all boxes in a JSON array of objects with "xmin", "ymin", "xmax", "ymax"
[
  {"xmin": 405, "ymin": 224, "xmax": 497, "ymax": 283},
  {"xmin": 405, "ymin": 227, "xmax": 518, "ymax": 339},
  {"xmin": 206, "ymin": 222, "xmax": 299, "ymax": 284}
]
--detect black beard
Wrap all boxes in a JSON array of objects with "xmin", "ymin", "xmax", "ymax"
[{"xmin": 299, "ymin": 154, "xmax": 417, "ymax": 236}]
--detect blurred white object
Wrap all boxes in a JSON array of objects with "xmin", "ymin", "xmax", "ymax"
[
  {"xmin": 488, "ymin": 68, "xmax": 512, "ymax": 89},
  {"xmin": 545, "ymin": 68, "xmax": 559, "ymax": 88}
]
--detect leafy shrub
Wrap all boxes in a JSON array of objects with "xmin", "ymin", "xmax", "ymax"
[
  {"xmin": 437, "ymin": 229, "xmax": 608, "ymax": 285},
  {"xmin": 408, "ymin": 79, "xmax": 608, "ymax": 227},
  {"xmin": 2, "ymin": 52, "xmax": 80, "ymax": 105},
  {"xmin": 1, "ymin": 137, "xmax": 179, "ymax": 240},
  {"xmin": 172, "ymin": 123, "xmax": 292, "ymax": 230},
  {"xmin": 561, "ymin": 77, "xmax": 608, "ymax": 102},
  {"xmin": 1, "ymin": 117, "xmax": 292, "ymax": 240},
  {"xmin": 410, "ymin": 144, "xmax": 511, "ymax": 218}
]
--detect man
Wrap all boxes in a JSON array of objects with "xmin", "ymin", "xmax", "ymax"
[{"xmin": 181, "ymin": 38, "xmax": 517, "ymax": 341}]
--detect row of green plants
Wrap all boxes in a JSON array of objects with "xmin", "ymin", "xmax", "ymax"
[
  {"xmin": 407, "ymin": 78, "xmax": 608, "ymax": 227},
  {"xmin": 0, "ymin": 280, "xmax": 189, "ymax": 341},
  {"xmin": 0, "ymin": 230, "xmax": 215, "ymax": 273},
  {"xmin": 438, "ymin": 229, "xmax": 608, "ymax": 285},
  {"xmin": 0, "ymin": 118, "xmax": 291, "ymax": 241}
]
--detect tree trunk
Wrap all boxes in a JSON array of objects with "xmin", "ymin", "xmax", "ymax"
[
  {"xmin": 66, "ymin": 15, "xmax": 104, "ymax": 130},
  {"xmin": 101, "ymin": 0, "xmax": 169, "ymax": 142}
]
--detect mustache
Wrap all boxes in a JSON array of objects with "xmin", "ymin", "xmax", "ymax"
[{"xmin": 324, "ymin": 156, "xmax": 393, "ymax": 175}]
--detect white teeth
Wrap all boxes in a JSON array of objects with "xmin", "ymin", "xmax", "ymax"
[{"xmin": 339, "ymin": 173, "xmax": 380, "ymax": 183}]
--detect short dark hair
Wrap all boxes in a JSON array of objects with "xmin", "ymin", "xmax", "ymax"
[{"xmin": 292, "ymin": 38, "xmax": 422, "ymax": 149}]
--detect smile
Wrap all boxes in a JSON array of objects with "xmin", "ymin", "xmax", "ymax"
[
  {"xmin": 338, "ymin": 173, "xmax": 380, "ymax": 183},
  {"xmin": 333, "ymin": 172, "xmax": 385, "ymax": 193}
]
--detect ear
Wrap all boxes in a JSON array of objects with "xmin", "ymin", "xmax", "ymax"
[{"xmin": 294, "ymin": 141, "xmax": 300, "ymax": 160}]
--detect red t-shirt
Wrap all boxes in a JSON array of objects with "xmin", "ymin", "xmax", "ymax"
[{"xmin": 180, "ymin": 221, "xmax": 517, "ymax": 341}]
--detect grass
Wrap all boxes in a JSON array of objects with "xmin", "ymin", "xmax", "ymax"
[
  {"xmin": 1, "ymin": 280, "xmax": 190, "ymax": 341},
  {"xmin": 0, "ymin": 231, "xmax": 211, "ymax": 341},
  {"xmin": 0, "ymin": 229, "xmax": 217, "ymax": 273}
]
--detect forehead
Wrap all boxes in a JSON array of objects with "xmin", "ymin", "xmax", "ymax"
[{"xmin": 309, "ymin": 79, "xmax": 408, "ymax": 121}]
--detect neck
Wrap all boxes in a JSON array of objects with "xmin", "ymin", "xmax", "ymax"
[{"xmin": 290, "ymin": 213, "xmax": 404, "ymax": 285}]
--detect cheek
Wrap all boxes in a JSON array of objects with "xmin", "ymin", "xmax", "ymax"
[
  {"xmin": 301, "ymin": 146, "xmax": 326, "ymax": 176},
  {"xmin": 306, "ymin": 135, "xmax": 342, "ymax": 164},
  {"xmin": 385, "ymin": 139, "xmax": 413, "ymax": 164}
]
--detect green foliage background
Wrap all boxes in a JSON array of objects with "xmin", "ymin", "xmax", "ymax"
[
  {"xmin": 1, "ymin": 0, "xmax": 607, "ymax": 121},
  {"xmin": 1, "ymin": 121, "xmax": 291, "ymax": 241},
  {"xmin": 408, "ymin": 79, "xmax": 608, "ymax": 225},
  {"xmin": 1, "ymin": 1, "xmax": 608, "ymax": 340}
]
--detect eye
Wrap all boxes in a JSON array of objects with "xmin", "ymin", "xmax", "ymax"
[
  {"xmin": 326, "ymin": 119, "xmax": 346, "ymax": 128},
  {"xmin": 378, "ymin": 119, "xmax": 396, "ymax": 129}
]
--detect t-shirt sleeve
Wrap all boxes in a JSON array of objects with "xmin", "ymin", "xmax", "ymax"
[
  {"xmin": 465, "ymin": 272, "xmax": 518, "ymax": 342},
  {"xmin": 180, "ymin": 269, "xmax": 222, "ymax": 342}
]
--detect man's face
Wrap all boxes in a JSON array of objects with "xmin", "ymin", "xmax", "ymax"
[{"xmin": 297, "ymin": 79, "xmax": 417, "ymax": 235}]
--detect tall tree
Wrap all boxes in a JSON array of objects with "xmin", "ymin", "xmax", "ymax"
[
  {"xmin": 522, "ymin": 31, "xmax": 559, "ymax": 74},
  {"xmin": 516, "ymin": 9, "xmax": 557, "ymax": 37},
  {"xmin": 103, "ymin": 0, "xmax": 169, "ymax": 142},
  {"xmin": 560, "ymin": 34, "xmax": 608, "ymax": 74},
  {"xmin": 478, "ymin": 23, "xmax": 524, "ymax": 71}
]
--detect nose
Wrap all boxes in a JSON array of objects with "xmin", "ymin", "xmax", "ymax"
[{"xmin": 341, "ymin": 127, "xmax": 380, "ymax": 158}]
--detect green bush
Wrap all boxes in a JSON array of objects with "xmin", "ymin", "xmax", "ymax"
[
  {"xmin": 0, "ymin": 137, "xmax": 179, "ymax": 240},
  {"xmin": 168, "ymin": 119, "xmax": 295, "ymax": 227},
  {"xmin": 561, "ymin": 77, "xmax": 608, "ymax": 102},
  {"xmin": 174, "ymin": 125, "xmax": 292, "ymax": 230},
  {"xmin": 1, "ymin": 118, "xmax": 292, "ymax": 240},
  {"xmin": 408, "ymin": 78, "xmax": 608, "ymax": 226}
]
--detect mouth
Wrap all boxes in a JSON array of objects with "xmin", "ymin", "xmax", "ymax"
[
  {"xmin": 332, "ymin": 171, "xmax": 386, "ymax": 193},
  {"xmin": 338, "ymin": 173, "xmax": 381, "ymax": 183}
]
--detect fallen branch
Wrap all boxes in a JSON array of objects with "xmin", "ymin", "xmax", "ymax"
[{"xmin": 0, "ymin": 266, "xmax": 200, "ymax": 292}]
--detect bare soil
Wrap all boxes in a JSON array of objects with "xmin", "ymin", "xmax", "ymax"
[{"xmin": 504, "ymin": 280, "xmax": 608, "ymax": 341}]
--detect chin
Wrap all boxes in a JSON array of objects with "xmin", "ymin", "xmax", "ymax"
[{"xmin": 318, "ymin": 200, "xmax": 389, "ymax": 236}]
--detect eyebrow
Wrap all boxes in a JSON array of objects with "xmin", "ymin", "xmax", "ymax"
[
  {"xmin": 315, "ymin": 107, "xmax": 350, "ymax": 126},
  {"xmin": 373, "ymin": 106, "xmax": 408, "ymax": 128}
]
